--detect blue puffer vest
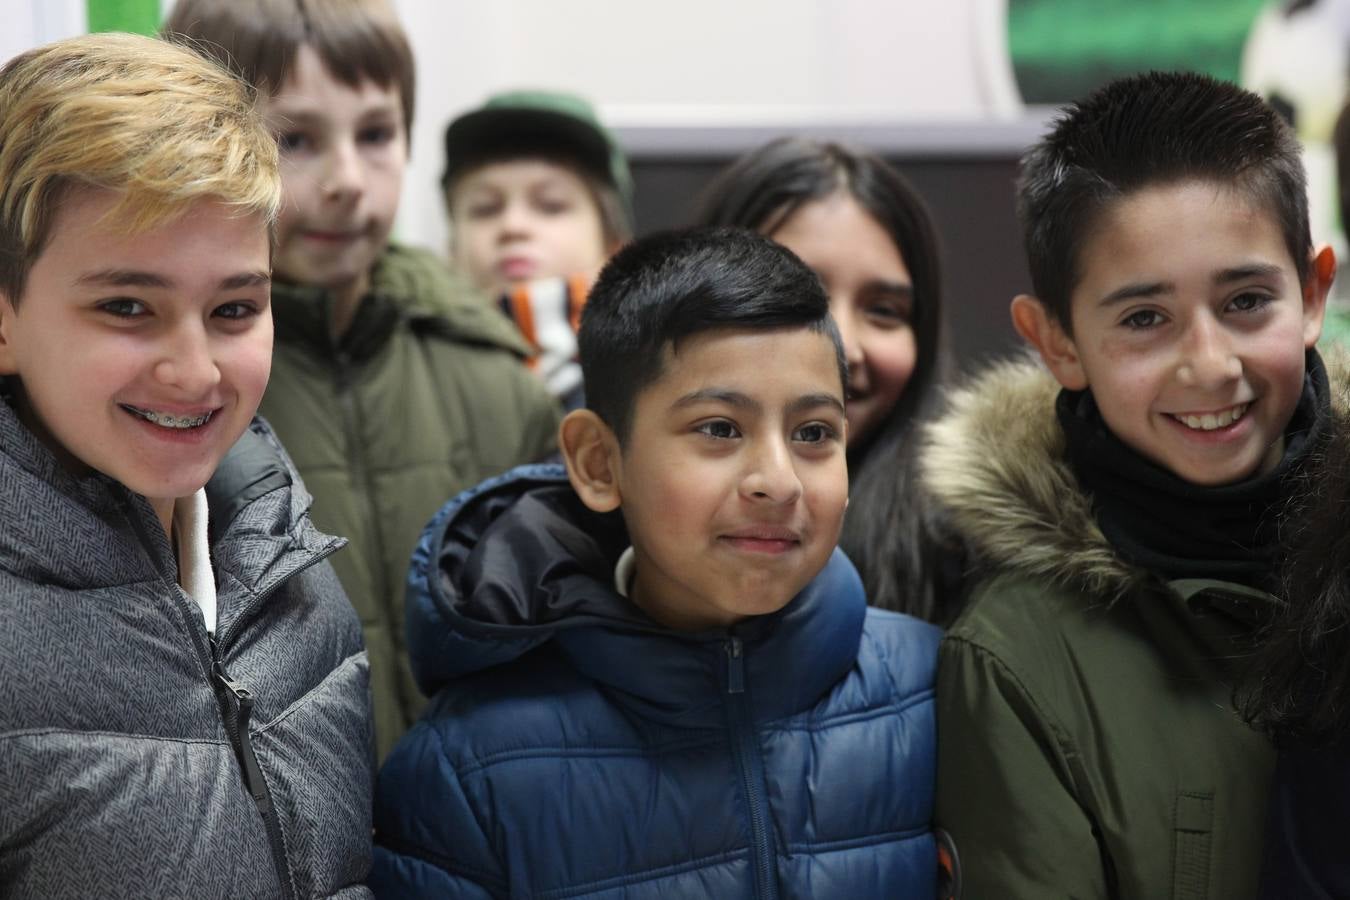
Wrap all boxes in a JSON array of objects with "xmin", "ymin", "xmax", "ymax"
[{"xmin": 372, "ymin": 465, "xmax": 940, "ymax": 899}]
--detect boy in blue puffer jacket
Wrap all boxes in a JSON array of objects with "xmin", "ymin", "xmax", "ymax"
[{"xmin": 372, "ymin": 227, "xmax": 940, "ymax": 898}]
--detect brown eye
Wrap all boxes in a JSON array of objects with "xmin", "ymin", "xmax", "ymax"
[{"xmin": 696, "ymin": 420, "xmax": 739, "ymax": 439}]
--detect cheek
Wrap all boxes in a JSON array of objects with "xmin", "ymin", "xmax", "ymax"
[
  {"xmin": 862, "ymin": 328, "xmax": 918, "ymax": 401},
  {"xmin": 368, "ymin": 163, "xmax": 405, "ymax": 222},
  {"xmin": 810, "ymin": 464, "xmax": 850, "ymax": 531},
  {"xmin": 226, "ymin": 334, "xmax": 275, "ymax": 402},
  {"xmin": 274, "ymin": 199, "xmax": 303, "ymax": 251}
]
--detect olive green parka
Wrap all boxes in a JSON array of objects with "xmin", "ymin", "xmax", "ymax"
[
  {"xmin": 259, "ymin": 245, "xmax": 559, "ymax": 760},
  {"xmin": 922, "ymin": 354, "xmax": 1349, "ymax": 900}
]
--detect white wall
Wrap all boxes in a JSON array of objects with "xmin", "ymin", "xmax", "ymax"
[{"xmin": 391, "ymin": 0, "xmax": 1023, "ymax": 253}]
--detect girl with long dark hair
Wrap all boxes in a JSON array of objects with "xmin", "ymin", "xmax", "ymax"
[{"xmin": 697, "ymin": 137, "xmax": 957, "ymax": 621}]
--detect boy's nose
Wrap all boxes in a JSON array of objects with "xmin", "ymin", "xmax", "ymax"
[
  {"xmin": 154, "ymin": 326, "xmax": 222, "ymax": 395},
  {"xmin": 1176, "ymin": 316, "xmax": 1241, "ymax": 388},
  {"xmin": 498, "ymin": 201, "xmax": 533, "ymax": 238},
  {"xmin": 320, "ymin": 142, "xmax": 364, "ymax": 200},
  {"xmin": 740, "ymin": 438, "xmax": 804, "ymax": 504}
]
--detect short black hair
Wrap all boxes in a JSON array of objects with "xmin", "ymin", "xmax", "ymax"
[
  {"xmin": 579, "ymin": 226, "xmax": 845, "ymax": 444},
  {"xmin": 1019, "ymin": 70, "xmax": 1310, "ymax": 331}
]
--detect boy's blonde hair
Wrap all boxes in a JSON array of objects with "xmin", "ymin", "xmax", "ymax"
[
  {"xmin": 162, "ymin": 0, "xmax": 415, "ymax": 139},
  {"xmin": 0, "ymin": 32, "xmax": 280, "ymax": 305}
]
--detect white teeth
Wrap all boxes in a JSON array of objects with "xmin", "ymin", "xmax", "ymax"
[
  {"xmin": 1176, "ymin": 403, "xmax": 1247, "ymax": 431},
  {"xmin": 123, "ymin": 405, "xmax": 213, "ymax": 429}
]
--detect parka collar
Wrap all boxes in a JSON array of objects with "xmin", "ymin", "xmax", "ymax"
[
  {"xmin": 920, "ymin": 350, "xmax": 1350, "ymax": 603},
  {"xmin": 270, "ymin": 243, "xmax": 532, "ymax": 363}
]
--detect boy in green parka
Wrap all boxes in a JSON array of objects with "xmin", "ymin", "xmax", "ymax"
[
  {"xmin": 924, "ymin": 71, "xmax": 1346, "ymax": 899},
  {"xmin": 162, "ymin": 0, "xmax": 560, "ymax": 761}
]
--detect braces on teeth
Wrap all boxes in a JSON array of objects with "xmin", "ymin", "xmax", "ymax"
[{"xmin": 123, "ymin": 406, "xmax": 212, "ymax": 429}]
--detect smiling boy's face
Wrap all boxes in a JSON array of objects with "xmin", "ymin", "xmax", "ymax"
[
  {"xmin": 0, "ymin": 186, "xmax": 272, "ymax": 532},
  {"xmin": 609, "ymin": 327, "xmax": 849, "ymax": 632},
  {"xmin": 1019, "ymin": 179, "xmax": 1330, "ymax": 486}
]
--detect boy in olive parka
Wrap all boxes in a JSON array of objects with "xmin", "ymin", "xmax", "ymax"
[
  {"xmin": 163, "ymin": 0, "xmax": 560, "ymax": 761},
  {"xmin": 925, "ymin": 71, "xmax": 1345, "ymax": 899}
]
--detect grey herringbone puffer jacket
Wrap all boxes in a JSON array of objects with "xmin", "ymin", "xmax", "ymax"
[{"xmin": 0, "ymin": 399, "xmax": 375, "ymax": 899}]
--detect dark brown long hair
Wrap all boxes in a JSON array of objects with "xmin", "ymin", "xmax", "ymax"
[{"xmin": 696, "ymin": 137, "xmax": 953, "ymax": 620}]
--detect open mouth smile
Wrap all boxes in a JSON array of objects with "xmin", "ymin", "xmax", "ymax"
[
  {"xmin": 1167, "ymin": 402, "xmax": 1249, "ymax": 432},
  {"xmin": 119, "ymin": 404, "xmax": 215, "ymax": 429}
]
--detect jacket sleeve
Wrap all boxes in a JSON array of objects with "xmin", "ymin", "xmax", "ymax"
[
  {"xmin": 371, "ymin": 722, "xmax": 507, "ymax": 899},
  {"xmin": 935, "ymin": 635, "xmax": 1108, "ymax": 899}
]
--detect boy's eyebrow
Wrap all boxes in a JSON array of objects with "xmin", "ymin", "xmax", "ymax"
[
  {"xmin": 1098, "ymin": 263, "xmax": 1287, "ymax": 307},
  {"xmin": 671, "ymin": 389, "xmax": 846, "ymax": 416},
  {"xmin": 76, "ymin": 269, "xmax": 271, "ymax": 290},
  {"xmin": 1098, "ymin": 281, "xmax": 1171, "ymax": 306},
  {"xmin": 786, "ymin": 393, "xmax": 847, "ymax": 417},
  {"xmin": 672, "ymin": 388, "xmax": 759, "ymax": 412},
  {"xmin": 1213, "ymin": 263, "xmax": 1284, "ymax": 285},
  {"xmin": 269, "ymin": 103, "xmax": 401, "ymax": 127}
]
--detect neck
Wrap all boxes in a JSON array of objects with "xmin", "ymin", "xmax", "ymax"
[
  {"xmin": 327, "ymin": 272, "xmax": 370, "ymax": 341},
  {"xmin": 629, "ymin": 565, "xmax": 740, "ymax": 633},
  {"xmin": 152, "ymin": 496, "xmax": 176, "ymax": 541}
]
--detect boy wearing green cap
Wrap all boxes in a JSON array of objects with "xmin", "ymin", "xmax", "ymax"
[{"xmin": 443, "ymin": 90, "xmax": 634, "ymax": 408}]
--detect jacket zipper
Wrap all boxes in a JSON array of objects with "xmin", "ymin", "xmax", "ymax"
[
  {"xmin": 204, "ymin": 528, "xmax": 338, "ymax": 900},
  {"xmin": 724, "ymin": 636, "xmax": 779, "ymax": 900},
  {"xmin": 128, "ymin": 472, "xmax": 337, "ymax": 900},
  {"xmin": 211, "ymin": 636, "xmax": 296, "ymax": 900},
  {"xmin": 334, "ymin": 351, "xmax": 392, "ymax": 611}
]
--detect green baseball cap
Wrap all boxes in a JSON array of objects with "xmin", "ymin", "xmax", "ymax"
[{"xmin": 441, "ymin": 89, "xmax": 633, "ymax": 214}]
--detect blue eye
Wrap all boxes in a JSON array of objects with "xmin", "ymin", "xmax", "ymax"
[{"xmin": 696, "ymin": 420, "xmax": 739, "ymax": 440}]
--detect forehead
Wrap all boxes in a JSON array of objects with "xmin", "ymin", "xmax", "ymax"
[
  {"xmin": 1071, "ymin": 180, "xmax": 1293, "ymax": 308},
  {"xmin": 25, "ymin": 187, "xmax": 269, "ymax": 295},
  {"xmin": 452, "ymin": 158, "xmax": 590, "ymax": 194},
  {"xmin": 771, "ymin": 193, "xmax": 910, "ymax": 278},
  {"xmin": 266, "ymin": 44, "xmax": 401, "ymax": 118},
  {"xmin": 639, "ymin": 327, "xmax": 845, "ymax": 409}
]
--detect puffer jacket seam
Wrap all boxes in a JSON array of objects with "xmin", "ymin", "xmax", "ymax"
[
  {"xmin": 535, "ymin": 848, "xmax": 752, "ymax": 900},
  {"xmin": 766, "ymin": 689, "xmax": 934, "ymax": 733},
  {"xmin": 430, "ymin": 721, "xmax": 505, "ymax": 888},
  {"xmin": 375, "ymin": 833, "xmax": 509, "ymax": 894},
  {"xmin": 784, "ymin": 823, "xmax": 930, "ymax": 854},
  {"xmin": 254, "ymin": 651, "xmax": 369, "ymax": 734},
  {"xmin": 454, "ymin": 733, "xmax": 725, "ymax": 777},
  {"xmin": 0, "ymin": 727, "xmax": 230, "ymax": 747}
]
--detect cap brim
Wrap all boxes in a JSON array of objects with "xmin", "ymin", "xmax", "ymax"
[{"xmin": 443, "ymin": 107, "xmax": 614, "ymax": 187}]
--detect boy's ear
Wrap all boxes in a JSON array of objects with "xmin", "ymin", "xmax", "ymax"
[
  {"xmin": 559, "ymin": 409, "xmax": 623, "ymax": 513},
  {"xmin": 0, "ymin": 292, "xmax": 18, "ymax": 375},
  {"xmin": 1302, "ymin": 244, "xmax": 1335, "ymax": 348},
  {"xmin": 1010, "ymin": 293, "xmax": 1088, "ymax": 391}
]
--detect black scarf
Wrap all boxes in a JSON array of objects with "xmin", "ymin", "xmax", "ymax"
[{"xmin": 1057, "ymin": 350, "xmax": 1330, "ymax": 589}]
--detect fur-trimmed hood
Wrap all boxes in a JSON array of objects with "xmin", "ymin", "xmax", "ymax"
[{"xmin": 921, "ymin": 350, "xmax": 1350, "ymax": 601}]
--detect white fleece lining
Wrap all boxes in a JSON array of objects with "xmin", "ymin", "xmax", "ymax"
[
  {"xmin": 613, "ymin": 546, "xmax": 636, "ymax": 598},
  {"xmin": 174, "ymin": 488, "xmax": 217, "ymax": 635}
]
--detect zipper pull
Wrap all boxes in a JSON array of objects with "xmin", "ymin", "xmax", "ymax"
[{"xmin": 725, "ymin": 636, "xmax": 745, "ymax": 695}]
